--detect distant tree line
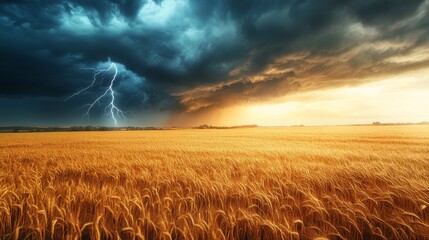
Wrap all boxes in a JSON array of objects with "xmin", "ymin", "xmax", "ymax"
[
  {"xmin": 0, "ymin": 126, "xmax": 163, "ymax": 133},
  {"xmin": 195, "ymin": 124, "xmax": 258, "ymax": 129}
]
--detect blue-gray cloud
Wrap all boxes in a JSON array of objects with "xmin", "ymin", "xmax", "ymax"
[{"xmin": 1, "ymin": 0, "xmax": 428, "ymax": 125}]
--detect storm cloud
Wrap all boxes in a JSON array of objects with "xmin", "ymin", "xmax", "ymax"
[{"xmin": 1, "ymin": 0, "xmax": 428, "ymax": 125}]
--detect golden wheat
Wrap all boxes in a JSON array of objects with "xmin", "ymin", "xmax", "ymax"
[{"xmin": 0, "ymin": 126, "xmax": 428, "ymax": 239}]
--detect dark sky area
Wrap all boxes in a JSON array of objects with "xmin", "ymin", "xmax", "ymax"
[{"xmin": 1, "ymin": 0, "xmax": 428, "ymax": 126}]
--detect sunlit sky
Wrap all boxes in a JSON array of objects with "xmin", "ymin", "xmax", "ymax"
[
  {"xmin": 239, "ymin": 70, "xmax": 429, "ymax": 126},
  {"xmin": 1, "ymin": 0, "xmax": 429, "ymax": 126},
  {"xmin": 166, "ymin": 69, "xmax": 429, "ymax": 126}
]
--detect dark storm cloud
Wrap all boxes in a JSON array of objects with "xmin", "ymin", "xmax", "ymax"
[
  {"xmin": 0, "ymin": 0, "xmax": 428, "ymax": 124},
  {"xmin": 178, "ymin": 71, "xmax": 298, "ymax": 111}
]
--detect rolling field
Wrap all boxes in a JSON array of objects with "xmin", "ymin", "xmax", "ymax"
[{"xmin": 0, "ymin": 126, "xmax": 428, "ymax": 239}]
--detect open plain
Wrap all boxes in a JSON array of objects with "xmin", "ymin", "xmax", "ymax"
[{"xmin": 0, "ymin": 126, "xmax": 428, "ymax": 239}]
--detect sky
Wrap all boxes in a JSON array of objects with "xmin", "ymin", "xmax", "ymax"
[{"xmin": 1, "ymin": 0, "xmax": 429, "ymax": 127}]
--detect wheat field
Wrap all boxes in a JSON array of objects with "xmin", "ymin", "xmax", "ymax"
[{"xmin": 0, "ymin": 126, "xmax": 428, "ymax": 239}]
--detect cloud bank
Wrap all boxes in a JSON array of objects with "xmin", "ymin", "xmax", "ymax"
[{"xmin": 1, "ymin": 0, "xmax": 428, "ymax": 125}]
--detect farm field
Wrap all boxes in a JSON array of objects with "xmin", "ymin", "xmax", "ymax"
[{"xmin": 0, "ymin": 126, "xmax": 428, "ymax": 239}]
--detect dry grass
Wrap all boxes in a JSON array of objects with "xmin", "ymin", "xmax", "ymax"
[{"xmin": 0, "ymin": 126, "xmax": 428, "ymax": 239}]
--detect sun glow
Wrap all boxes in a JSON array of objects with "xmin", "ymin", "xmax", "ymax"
[{"xmin": 232, "ymin": 70, "xmax": 429, "ymax": 126}]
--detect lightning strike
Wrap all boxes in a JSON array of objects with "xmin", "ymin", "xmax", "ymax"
[{"xmin": 67, "ymin": 61, "xmax": 126, "ymax": 126}]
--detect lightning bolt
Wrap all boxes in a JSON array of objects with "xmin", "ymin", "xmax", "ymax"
[{"xmin": 67, "ymin": 61, "xmax": 126, "ymax": 126}]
